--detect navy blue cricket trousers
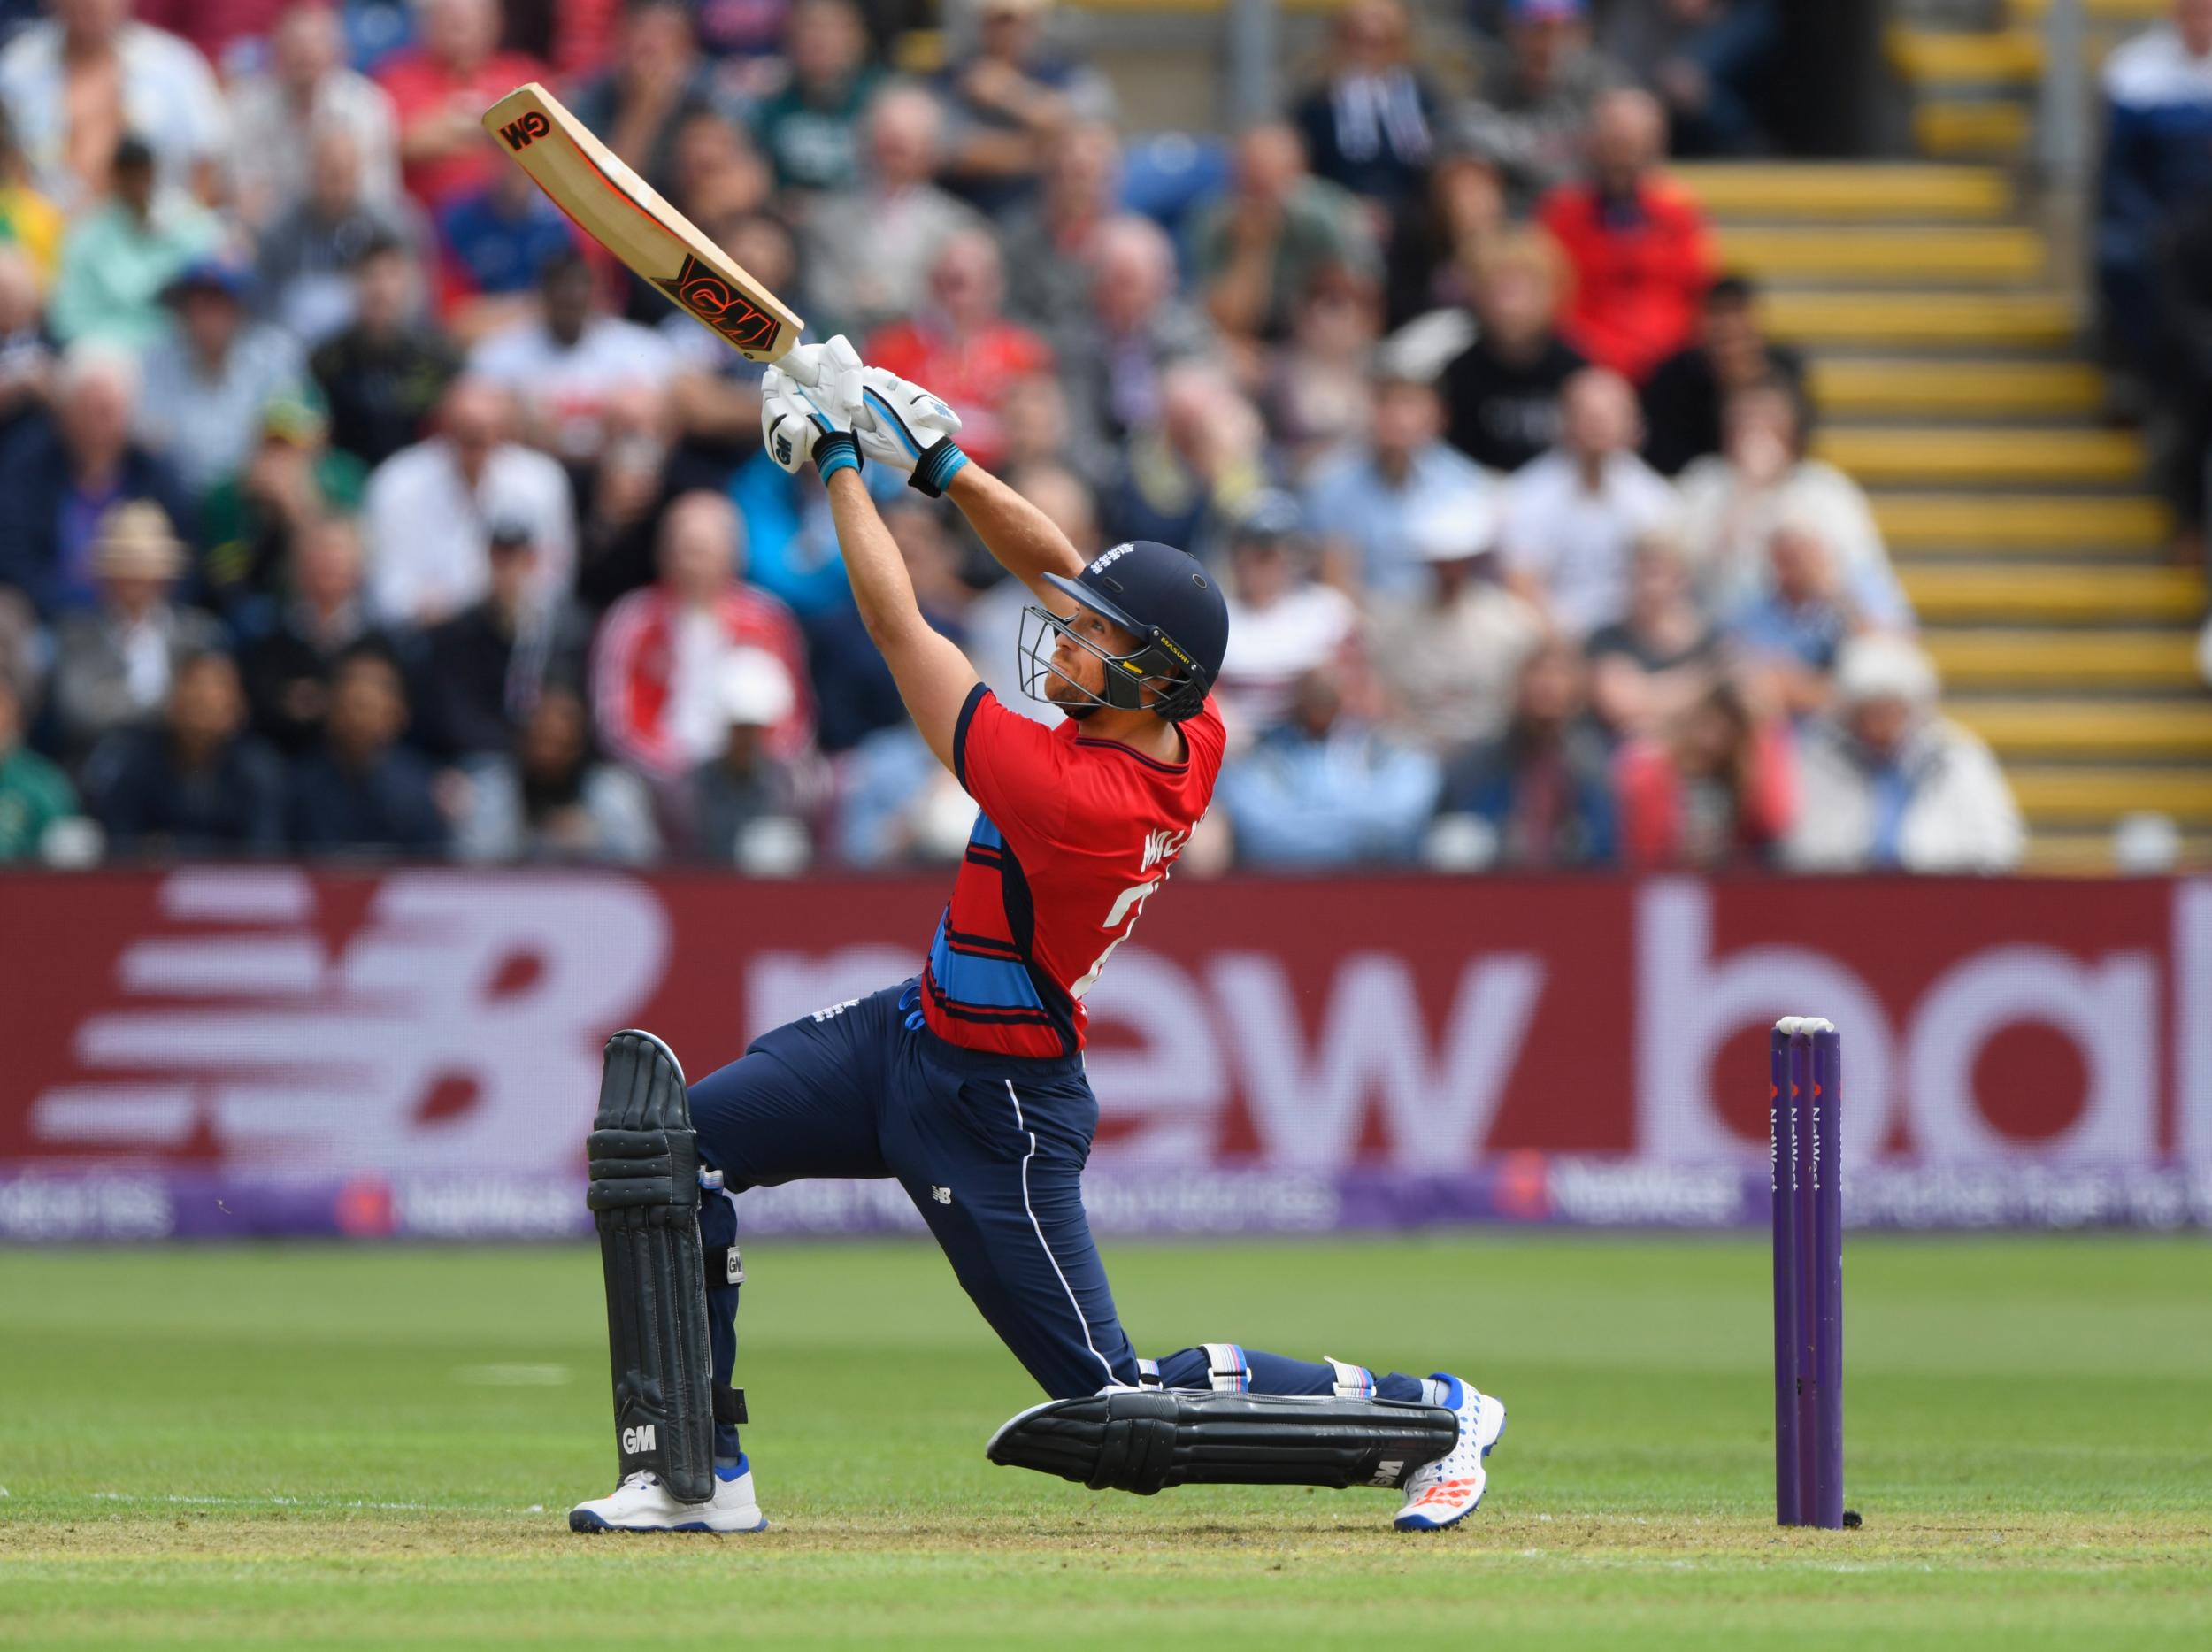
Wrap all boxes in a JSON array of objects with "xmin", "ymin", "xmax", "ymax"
[{"xmin": 690, "ymin": 980, "xmax": 1141, "ymax": 1403}]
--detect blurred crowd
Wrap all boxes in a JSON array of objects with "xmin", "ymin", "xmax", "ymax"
[
  {"xmin": 0, "ymin": 0, "xmax": 2024, "ymax": 877},
  {"xmin": 2099, "ymin": 0, "xmax": 2212, "ymax": 598}
]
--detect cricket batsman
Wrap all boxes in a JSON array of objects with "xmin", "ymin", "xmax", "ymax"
[{"xmin": 570, "ymin": 338, "xmax": 1505, "ymax": 1535}]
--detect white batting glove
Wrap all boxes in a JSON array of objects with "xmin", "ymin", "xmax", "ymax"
[
  {"xmin": 853, "ymin": 365, "xmax": 970, "ymax": 497},
  {"xmin": 761, "ymin": 335, "xmax": 865, "ymax": 480}
]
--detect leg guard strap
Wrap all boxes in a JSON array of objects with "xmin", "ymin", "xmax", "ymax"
[
  {"xmin": 1325, "ymin": 1356, "xmax": 1377, "ymax": 1401},
  {"xmin": 1201, "ymin": 1341, "xmax": 1250, "ymax": 1393},
  {"xmin": 985, "ymin": 1389, "xmax": 1459, "ymax": 1495}
]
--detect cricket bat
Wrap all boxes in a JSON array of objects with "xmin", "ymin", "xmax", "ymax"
[{"xmin": 481, "ymin": 82, "xmax": 804, "ymax": 365}]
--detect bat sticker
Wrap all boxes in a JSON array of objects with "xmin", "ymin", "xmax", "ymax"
[{"xmin": 653, "ymin": 254, "xmax": 781, "ymax": 354}]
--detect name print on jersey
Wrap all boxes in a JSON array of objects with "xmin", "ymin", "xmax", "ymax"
[{"xmin": 1141, "ymin": 827, "xmax": 1188, "ymax": 874}]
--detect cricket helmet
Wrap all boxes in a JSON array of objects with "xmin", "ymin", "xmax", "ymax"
[{"xmin": 1019, "ymin": 540, "xmax": 1229, "ymax": 724}]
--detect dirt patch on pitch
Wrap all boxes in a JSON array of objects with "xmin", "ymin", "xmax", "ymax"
[{"xmin": 5, "ymin": 1503, "xmax": 2207, "ymax": 1571}]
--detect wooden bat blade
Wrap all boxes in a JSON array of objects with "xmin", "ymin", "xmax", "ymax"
[{"xmin": 481, "ymin": 82, "xmax": 803, "ymax": 364}]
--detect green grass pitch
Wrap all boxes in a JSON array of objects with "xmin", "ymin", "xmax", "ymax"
[{"xmin": 2, "ymin": 1234, "xmax": 2208, "ymax": 1648}]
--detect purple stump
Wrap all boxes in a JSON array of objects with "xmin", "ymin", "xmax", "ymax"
[
  {"xmin": 1770, "ymin": 1024, "xmax": 1801, "ymax": 1525},
  {"xmin": 1790, "ymin": 1029, "xmax": 1819, "ymax": 1518},
  {"xmin": 1811, "ymin": 1026, "xmax": 1846, "ymax": 1529}
]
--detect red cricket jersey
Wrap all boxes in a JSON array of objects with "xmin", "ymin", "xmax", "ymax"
[{"xmin": 923, "ymin": 685, "xmax": 1225, "ymax": 1058}]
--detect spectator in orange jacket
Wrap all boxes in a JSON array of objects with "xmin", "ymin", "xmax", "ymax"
[
  {"xmin": 590, "ymin": 490, "xmax": 813, "ymax": 784},
  {"xmin": 1538, "ymin": 87, "xmax": 1715, "ymax": 383}
]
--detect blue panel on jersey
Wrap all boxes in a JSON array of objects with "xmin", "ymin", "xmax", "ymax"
[
  {"xmin": 928, "ymin": 915, "xmax": 1045, "ymax": 1010},
  {"xmin": 969, "ymin": 813, "xmax": 1003, "ymax": 852}
]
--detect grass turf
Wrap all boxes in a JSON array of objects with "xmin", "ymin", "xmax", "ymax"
[{"xmin": 0, "ymin": 1235, "xmax": 2207, "ymax": 1648}]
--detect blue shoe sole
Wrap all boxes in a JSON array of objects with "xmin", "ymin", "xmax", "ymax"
[{"xmin": 568, "ymin": 1510, "xmax": 768, "ymax": 1534}]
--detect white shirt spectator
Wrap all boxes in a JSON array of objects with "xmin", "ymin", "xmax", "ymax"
[
  {"xmin": 1367, "ymin": 582, "xmax": 1543, "ymax": 755},
  {"xmin": 799, "ymin": 185, "xmax": 986, "ymax": 340},
  {"xmin": 1783, "ymin": 635, "xmax": 2024, "ymax": 873},
  {"xmin": 135, "ymin": 325, "xmax": 306, "ymax": 498},
  {"xmin": 226, "ymin": 66, "xmax": 402, "ymax": 229},
  {"xmin": 1786, "ymin": 720, "xmax": 2024, "ymax": 873},
  {"xmin": 0, "ymin": 21, "xmax": 227, "ymax": 211},
  {"xmin": 1217, "ymin": 582, "xmax": 1358, "ymax": 743},
  {"xmin": 1677, "ymin": 456, "xmax": 1909, "ymax": 626},
  {"xmin": 1500, "ymin": 448, "xmax": 1677, "ymax": 638},
  {"xmin": 469, "ymin": 316, "xmax": 678, "ymax": 463},
  {"xmin": 361, "ymin": 437, "xmax": 576, "ymax": 628}
]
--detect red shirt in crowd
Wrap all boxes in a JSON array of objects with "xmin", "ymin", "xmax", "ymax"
[
  {"xmin": 862, "ymin": 319, "xmax": 1054, "ymax": 474},
  {"xmin": 590, "ymin": 584, "xmax": 814, "ymax": 778},
  {"xmin": 1614, "ymin": 726, "xmax": 1794, "ymax": 870},
  {"xmin": 1538, "ymin": 177, "xmax": 1717, "ymax": 384},
  {"xmin": 379, "ymin": 45, "xmax": 552, "ymax": 211}
]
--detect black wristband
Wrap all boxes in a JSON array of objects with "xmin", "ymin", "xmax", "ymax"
[
  {"xmin": 812, "ymin": 430, "xmax": 862, "ymax": 481},
  {"xmin": 908, "ymin": 436, "xmax": 969, "ymax": 498}
]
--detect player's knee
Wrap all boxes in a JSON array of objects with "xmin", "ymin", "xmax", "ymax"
[{"xmin": 1148, "ymin": 1347, "xmax": 1214, "ymax": 1390}]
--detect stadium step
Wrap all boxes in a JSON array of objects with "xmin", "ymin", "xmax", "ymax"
[
  {"xmin": 1716, "ymin": 227, "xmax": 2044, "ymax": 285},
  {"xmin": 2008, "ymin": 765, "xmax": 2212, "ymax": 826},
  {"xmin": 1671, "ymin": 164, "xmax": 2011, "ymax": 221},
  {"xmin": 1816, "ymin": 426, "xmax": 2144, "ymax": 485},
  {"xmin": 1901, "ymin": 565, "xmax": 2205, "ymax": 622},
  {"xmin": 1813, "ymin": 359, "xmax": 2105, "ymax": 419},
  {"xmin": 1925, "ymin": 629, "xmax": 2205, "ymax": 690},
  {"xmin": 1763, "ymin": 290, "xmax": 2076, "ymax": 349},
  {"xmin": 1949, "ymin": 698, "xmax": 2212, "ymax": 758},
  {"xmin": 1914, "ymin": 100, "xmax": 2032, "ymax": 159},
  {"xmin": 2021, "ymin": 828, "xmax": 2212, "ymax": 875},
  {"xmin": 1872, "ymin": 493, "xmax": 2166, "ymax": 549},
  {"xmin": 1886, "ymin": 27, "xmax": 2044, "ymax": 86},
  {"xmin": 1753, "ymin": 40, "xmax": 2212, "ymax": 869}
]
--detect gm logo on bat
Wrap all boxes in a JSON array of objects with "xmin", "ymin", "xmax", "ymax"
[
  {"xmin": 496, "ymin": 111, "xmax": 550, "ymax": 150},
  {"xmin": 653, "ymin": 254, "xmax": 780, "ymax": 354}
]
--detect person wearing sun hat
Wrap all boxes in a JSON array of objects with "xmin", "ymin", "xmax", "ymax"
[
  {"xmin": 1783, "ymin": 633, "xmax": 2023, "ymax": 873},
  {"xmin": 1365, "ymin": 483, "xmax": 1543, "ymax": 756},
  {"xmin": 48, "ymin": 499, "xmax": 225, "ymax": 763}
]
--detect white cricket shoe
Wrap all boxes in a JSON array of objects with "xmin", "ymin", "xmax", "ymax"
[
  {"xmin": 1393, "ymin": 1374, "xmax": 1506, "ymax": 1533},
  {"xmin": 568, "ymin": 1456, "xmax": 769, "ymax": 1533}
]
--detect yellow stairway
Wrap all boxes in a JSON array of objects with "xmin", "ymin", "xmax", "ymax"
[
  {"xmin": 1673, "ymin": 156, "xmax": 2210, "ymax": 874},
  {"xmin": 1890, "ymin": 0, "xmax": 2167, "ymax": 159}
]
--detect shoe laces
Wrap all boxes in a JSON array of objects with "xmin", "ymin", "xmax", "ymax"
[{"xmin": 618, "ymin": 1471, "xmax": 661, "ymax": 1494}]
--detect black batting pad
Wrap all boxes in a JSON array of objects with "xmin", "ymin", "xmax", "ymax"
[
  {"xmin": 986, "ymin": 1388, "xmax": 1459, "ymax": 1495},
  {"xmin": 586, "ymin": 1029, "xmax": 717, "ymax": 1505}
]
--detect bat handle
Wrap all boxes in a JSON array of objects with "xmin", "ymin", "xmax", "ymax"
[{"xmin": 775, "ymin": 342, "xmax": 822, "ymax": 388}]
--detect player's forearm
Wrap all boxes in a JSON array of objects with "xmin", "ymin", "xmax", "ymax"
[
  {"xmin": 825, "ymin": 470, "xmax": 927, "ymax": 646},
  {"xmin": 826, "ymin": 467, "xmax": 979, "ymax": 772},
  {"xmin": 944, "ymin": 465, "xmax": 1085, "ymax": 599}
]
